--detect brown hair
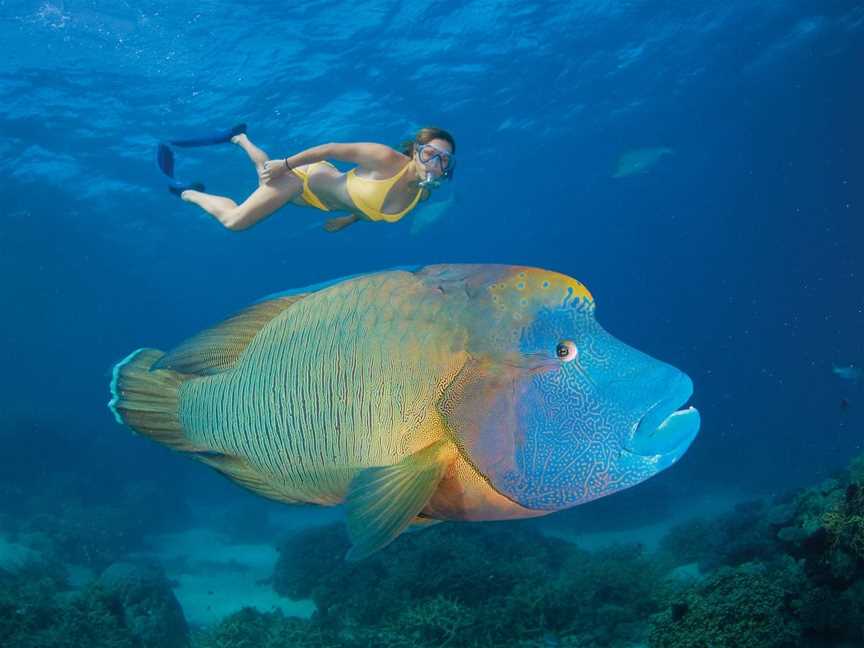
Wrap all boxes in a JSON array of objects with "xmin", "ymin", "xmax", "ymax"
[{"xmin": 400, "ymin": 127, "xmax": 456, "ymax": 156}]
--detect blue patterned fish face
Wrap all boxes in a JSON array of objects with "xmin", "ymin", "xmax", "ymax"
[
  {"xmin": 498, "ymin": 303, "xmax": 699, "ymax": 510},
  {"xmin": 443, "ymin": 266, "xmax": 700, "ymax": 513}
]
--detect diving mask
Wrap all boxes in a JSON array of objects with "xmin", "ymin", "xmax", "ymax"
[{"xmin": 416, "ymin": 142, "xmax": 455, "ymax": 178}]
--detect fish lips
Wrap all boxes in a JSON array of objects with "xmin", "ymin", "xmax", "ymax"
[{"xmin": 625, "ymin": 375, "xmax": 700, "ymax": 465}]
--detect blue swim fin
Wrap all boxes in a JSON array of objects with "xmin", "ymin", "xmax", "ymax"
[
  {"xmin": 156, "ymin": 123, "xmax": 246, "ymax": 197},
  {"xmin": 167, "ymin": 123, "xmax": 247, "ymax": 148},
  {"xmin": 156, "ymin": 142, "xmax": 206, "ymax": 197},
  {"xmin": 167, "ymin": 182, "xmax": 205, "ymax": 197},
  {"xmin": 156, "ymin": 142, "xmax": 176, "ymax": 178}
]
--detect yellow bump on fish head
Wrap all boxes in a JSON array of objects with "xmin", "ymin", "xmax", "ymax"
[
  {"xmin": 458, "ymin": 266, "xmax": 594, "ymax": 356},
  {"xmin": 486, "ymin": 267, "xmax": 593, "ymax": 315},
  {"xmin": 415, "ymin": 264, "xmax": 594, "ymax": 355}
]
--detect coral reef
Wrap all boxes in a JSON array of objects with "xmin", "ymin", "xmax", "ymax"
[
  {"xmin": 267, "ymin": 522, "xmax": 669, "ymax": 647},
  {"xmin": 5, "ymin": 412, "xmax": 864, "ymax": 648},
  {"xmin": 822, "ymin": 483, "xmax": 864, "ymax": 561},
  {"xmin": 649, "ymin": 559, "xmax": 806, "ymax": 648},
  {"xmin": 651, "ymin": 452, "xmax": 864, "ymax": 647},
  {"xmin": 192, "ymin": 607, "xmax": 334, "ymax": 648},
  {"xmin": 0, "ymin": 554, "xmax": 189, "ymax": 647},
  {"xmin": 98, "ymin": 561, "xmax": 189, "ymax": 648},
  {"xmin": 771, "ymin": 456, "xmax": 864, "ymax": 590},
  {"xmin": 211, "ymin": 453, "xmax": 864, "ymax": 647},
  {"xmin": 656, "ymin": 498, "xmax": 790, "ymax": 572},
  {"xmin": 0, "ymin": 572, "xmax": 141, "ymax": 648}
]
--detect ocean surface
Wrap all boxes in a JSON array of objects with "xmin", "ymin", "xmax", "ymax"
[{"xmin": 1, "ymin": 1, "xmax": 863, "ymax": 646}]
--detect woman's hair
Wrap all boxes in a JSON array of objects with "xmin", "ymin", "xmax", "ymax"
[{"xmin": 400, "ymin": 127, "xmax": 456, "ymax": 156}]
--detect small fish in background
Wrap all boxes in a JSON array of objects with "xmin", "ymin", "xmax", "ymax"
[
  {"xmin": 409, "ymin": 190, "xmax": 456, "ymax": 236},
  {"xmin": 832, "ymin": 364, "xmax": 863, "ymax": 382},
  {"xmin": 612, "ymin": 146, "xmax": 674, "ymax": 178}
]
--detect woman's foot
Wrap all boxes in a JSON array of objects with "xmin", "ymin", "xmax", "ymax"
[
  {"xmin": 169, "ymin": 182, "xmax": 205, "ymax": 199},
  {"xmin": 232, "ymin": 132, "xmax": 270, "ymax": 179}
]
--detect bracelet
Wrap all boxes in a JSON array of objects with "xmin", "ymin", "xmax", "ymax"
[{"xmin": 284, "ymin": 158, "xmax": 292, "ymax": 170}]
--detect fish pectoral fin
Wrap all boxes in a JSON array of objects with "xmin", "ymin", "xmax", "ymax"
[
  {"xmin": 153, "ymin": 294, "xmax": 307, "ymax": 376},
  {"xmin": 345, "ymin": 439, "xmax": 456, "ymax": 561}
]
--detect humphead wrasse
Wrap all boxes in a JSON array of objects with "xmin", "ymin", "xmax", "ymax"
[{"xmin": 109, "ymin": 265, "xmax": 699, "ymax": 559}]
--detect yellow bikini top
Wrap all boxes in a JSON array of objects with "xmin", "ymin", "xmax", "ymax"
[{"xmin": 346, "ymin": 163, "xmax": 422, "ymax": 223}]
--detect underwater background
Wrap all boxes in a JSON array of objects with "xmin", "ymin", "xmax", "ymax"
[{"xmin": 1, "ymin": 1, "xmax": 863, "ymax": 646}]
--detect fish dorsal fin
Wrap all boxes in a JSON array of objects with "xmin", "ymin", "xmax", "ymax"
[
  {"xmin": 345, "ymin": 438, "xmax": 456, "ymax": 561},
  {"xmin": 154, "ymin": 295, "xmax": 306, "ymax": 376}
]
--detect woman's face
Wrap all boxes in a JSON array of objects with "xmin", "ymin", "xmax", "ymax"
[{"xmin": 415, "ymin": 138, "xmax": 454, "ymax": 179}]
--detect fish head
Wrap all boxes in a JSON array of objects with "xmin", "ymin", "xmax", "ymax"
[{"xmin": 432, "ymin": 265, "xmax": 700, "ymax": 513}]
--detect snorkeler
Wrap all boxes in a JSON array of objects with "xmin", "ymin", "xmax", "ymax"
[{"xmin": 157, "ymin": 125, "xmax": 455, "ymax": 233}]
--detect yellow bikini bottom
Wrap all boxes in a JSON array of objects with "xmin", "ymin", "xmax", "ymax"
[{"xmin": 291, "ymin": 161, "xmax": 335, "ymax": 212}]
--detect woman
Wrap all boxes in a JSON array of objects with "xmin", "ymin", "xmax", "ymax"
[{"xmin": 177, "ymin": 127, "xmax": 455, "ymax": 233}]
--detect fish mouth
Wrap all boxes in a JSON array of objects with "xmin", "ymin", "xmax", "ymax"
[{"xmin": 626, "ymin": 376, "xmax": 700, "ymax": 458}]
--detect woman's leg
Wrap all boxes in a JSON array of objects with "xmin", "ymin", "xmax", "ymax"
[
  {"xmin": 181, "ymin": 172, "xmax": 302, "ymax": 231},
  {"xmin": 231, "ymin": 133, "xmax": 269, "ymax": 185}
]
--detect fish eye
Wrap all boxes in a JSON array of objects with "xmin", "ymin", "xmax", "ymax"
[{"xmin": 556, "ymin": 340, "xmax": 577, "ymax": 362}]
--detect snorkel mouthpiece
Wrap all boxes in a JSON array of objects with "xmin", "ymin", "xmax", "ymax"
[{"xmin": 419, "ymin": 172, "xmax": 441, "ymax": 189}]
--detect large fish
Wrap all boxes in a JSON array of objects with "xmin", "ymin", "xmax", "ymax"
[{"xmin": 109, "ymin": 265, "xmax": 699, "ymax": 559}]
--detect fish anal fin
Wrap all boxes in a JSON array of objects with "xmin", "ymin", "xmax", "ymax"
[
  {"xmin": 345, "ymin": 439, "xmax": 456, "ymax": 560},
  {"xmin": 405, "ymin": 516, "xmax": 444, "ymax": 534},
  {"xmin": 154, "ymin": 295, "xmax": 306, "ymax": 376},
  {"xmin": 196, "ymin": 453, "xmax": 303, "ymax": 505}
]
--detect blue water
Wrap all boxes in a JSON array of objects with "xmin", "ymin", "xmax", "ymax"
[{"xmin": 1, "ymin": 0, "xmax": 863, "ymax": 642}]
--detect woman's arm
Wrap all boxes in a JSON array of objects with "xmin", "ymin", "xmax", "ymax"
[
  {"xmin": 311, "ymin": 143, "xmax": 403, "ymax": 170},
  {"xmin": 323, "ymin": 213, "xmax": 362, "ymax": 233},
  {"xmin": 261, "ymin": 142, "xmax": 403, "ymax": 182}
]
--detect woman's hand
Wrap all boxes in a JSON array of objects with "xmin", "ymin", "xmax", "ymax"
[
  {"xmin": 323, "ymin": 214, "xmax": 360, "ymax": 233},
  {"xmin": 259, "ymin": 159, "xmax": 288, "ymax": 184}
]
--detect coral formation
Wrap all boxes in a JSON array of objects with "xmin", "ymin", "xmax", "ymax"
[
  {"xmin": 649, "ymin": 559, "xmax": 806, "ymax": 648},
  {"xmin": 192, "ymin": 608, "xmax": 331, "ymax": 648},
  {"xmin": 267, "ymin": 522, "xmax": 668, "ymax": 647},
  {"xmin": 822, "ymin": 483, "xmax": 864, "ymax": 561},
  {"xmin": 4, "ymin": 411, "xmax": 864, "ymax": 648},
  {"xmin": 98, "ymin": 561, "xmax": 189, "ymax": 648},
  {"xmin": 0, "ymin": 551, "xmax": 188, "ymax": 647},
  {"xmin": 0, "ymin": 573, "xmax": 143, "ymax": 648}
]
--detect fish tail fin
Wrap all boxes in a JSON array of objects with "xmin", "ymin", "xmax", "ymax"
[
  {"xmin": 108, "ymin": 348, "xmax": 197, "ymax": 452},
  {"xmin": 109, "ymin": 348, "xmax": 305, "ymax": 505}
]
